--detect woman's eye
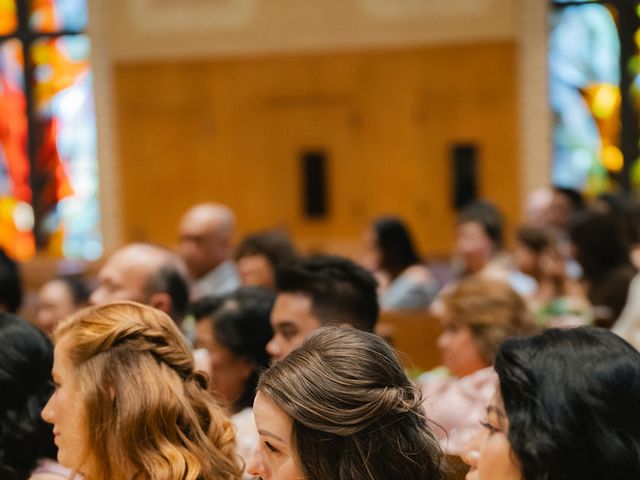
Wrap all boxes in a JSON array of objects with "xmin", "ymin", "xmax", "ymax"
[
  {"xmin": 480, "ymin": 420, "xmax": 499, "ymax": 435},
  {"xmin": 264, "ymin": 442, "xmax": 279, "ymax": 454}
]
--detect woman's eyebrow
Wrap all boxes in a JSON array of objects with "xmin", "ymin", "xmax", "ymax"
[
  {"xmin": 487, "ymin": 405, "xmax": 507, "ymax": 420},
  {"xmin": 258, "ymin": 429, "xmax": 285, "ymax": 442}
]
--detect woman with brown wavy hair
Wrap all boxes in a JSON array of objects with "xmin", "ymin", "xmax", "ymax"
[
  {"xmin": 247, "ymin": 326, "xmax": 446, "ymax": 480},
  {"xmin": 41, "ymin": 301, "xmax": 242, "ymax": 480},
  {"xmin": 420, "ymin": 276, "xmax": 537, "ymax": 454}
]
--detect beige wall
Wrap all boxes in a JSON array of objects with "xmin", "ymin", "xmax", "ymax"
[{"xmin": 102, "ymin": 0, "xmax": 517, "ymax": 60}]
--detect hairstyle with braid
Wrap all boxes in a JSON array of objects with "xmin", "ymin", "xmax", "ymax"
[
  {"xmin": 53, "ymin": 301, "xmax": 242, "ymax": 480},
  {"xmin": 257, "ymin": 326, "xmax": 446, "ymax": 480}
]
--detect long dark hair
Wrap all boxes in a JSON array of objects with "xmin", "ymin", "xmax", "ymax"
[
  {"xmin": 495, "ymin": 327, "xmax": 640, "ymax": 480},
  {"xmin": 568, "ymin": 209, "xmax": 631, "ymax": 280},
  {"xmin": 0, "ymin": 314, "xmax": 56, "ymax": 480},
  {"xmin": 372, "ymin": 216, "xmax": 422, "ymax": 279},
  {"xmin": 258, "ymin": 326, "xmax": 446, "ymax": 480},
  {"xmin": 211, "ymin": 287, "xmax": 274, "ymax": 411}
]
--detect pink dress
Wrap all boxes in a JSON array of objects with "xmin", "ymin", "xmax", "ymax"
[{"xmin": 420, "ymin": 367, "xmax": 497, "ymax": 454}]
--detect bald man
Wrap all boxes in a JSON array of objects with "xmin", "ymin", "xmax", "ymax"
[
  {"xmin": 90, "ymin": 243, "xmax": 190, "ymax": 325},
  {"xmin": 178, "ymin": 203, "xmax": 240, "ymax": 299}
]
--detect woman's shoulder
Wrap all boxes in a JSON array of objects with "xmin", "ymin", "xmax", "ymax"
[
  {"xmin": 420, "ymin": 367, "xmax": 496, "ymax": 398},
  {"xmin": 30, "ymin": 459, "xmax": 73, "ymax": 480},
  {"xmin": 402, "ymin": 264, "xmax": 437, "ymax": 283},
  {"xmin": 382, "ymin": 265, "xmax": 440, "ymax": 310},
  {"xmin": 30, "ymin": 474, "xmax": 69, "ymax": 480}
]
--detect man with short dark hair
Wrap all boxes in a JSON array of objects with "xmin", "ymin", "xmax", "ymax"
[
  {"xmin": 90, "ymin": 243, "xmax": 189, "ymax": 325},
  {"xmin": 267, "ymin": 255, "xmax": 379, "ymax": 362}
]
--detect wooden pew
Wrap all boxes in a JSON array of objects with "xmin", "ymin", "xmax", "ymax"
[{"xmin": 375, "ymin": 311, "xmax": 442, "ymax": 373}]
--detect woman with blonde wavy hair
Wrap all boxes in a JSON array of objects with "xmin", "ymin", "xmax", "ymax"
[
  {"xmin": 247, "ymin": 326, "xmax": 446, "ymax": 480},
  {"xmin": 41, "ymin": 301, "xmax": 242, "ymax": 480}
]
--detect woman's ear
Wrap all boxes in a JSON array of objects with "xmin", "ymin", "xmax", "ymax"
[{"xmin": 238, "ymin": 357, "xmax": 255, "ymax": 380}]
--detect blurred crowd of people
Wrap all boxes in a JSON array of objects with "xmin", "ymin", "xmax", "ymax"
[{"xmin": 2, "ymin": 187, "xmax": 640, "ymax": 479}]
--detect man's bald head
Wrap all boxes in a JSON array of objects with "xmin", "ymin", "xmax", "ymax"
[
  {"xmin": 178, "ymin": 203, "xmax": 236, "ymax": 279},
  {"xmin": 90, "ymin": 243, "xmax": 189, "ymax": 323}
]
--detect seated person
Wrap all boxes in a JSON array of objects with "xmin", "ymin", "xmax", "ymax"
[
  {"xmin": 42, "ymin": 301, "xmax": 242, "ymax": 479},
  {"xmin": 178, "ymin": 203, "xmax": 239, "ymax": 299},
  {"xmin": 234, "ymin": 230, "xmax": 298, "ymax": 289},
  {"xmin": 419, "ymin": 277, "xmax": 536, "ymax": 453},
  {"xmin": 454, "ymin": 201, "xmax": 535, "ymax": 296},
  {"xmin": 248, "ymin": 326, "xmax": 446, "ymax": 480},
  {"xmin": 267, "ymin": 255, "xmax": 379, "ymax": 362},
  {"xmin": 568, "ymin": 209, "xmax": 636, "ymax": 328},
  {"xmin": 513, "ymin": 226, "xmax": 590, "ymax": 327},
  {"xmin": 90, "ymin": 243, "xmax": 190, "ymax": 327},
  {"xmin": 192, "ymin": 287, "xmax": 274, "ymax": 476},
  {"xmin": 463, "ymin": 327, "xmax": 640, "ymax": 480},
  {"xmin": 0, "ymin": 313, "xmax": 69, "ymax": 480},
  {"xmin": 35, "ymin": 276, "xmax": 90, "ymax": 336},
  {"xmin": 364, "ymin": 215, "xmax": 440, "ymax": 311}
]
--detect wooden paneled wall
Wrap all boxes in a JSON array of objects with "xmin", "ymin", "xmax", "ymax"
[{"xmin": 115, "ymin": 42, "xmax": 519, "ymax": 257}]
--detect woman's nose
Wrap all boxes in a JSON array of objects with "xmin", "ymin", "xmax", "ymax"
[
  {"xmin": 461, "ymin": 429, "xmax": 483, "ymax": 468},
  {"xmin": 41, "ymin": 395, "xmax": 54, "ymax": 424},
  {"xmin": 437, "ymin": 332, "xmax": 448, "ymax": 351},
  {"xmin": 246, "ymin": 447, "xmax": 267, "ymax": 478}
]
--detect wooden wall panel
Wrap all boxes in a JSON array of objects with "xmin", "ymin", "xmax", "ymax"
[{"xmin": 115, "ymin": 42, "xmax": 519, "ymax": 258}]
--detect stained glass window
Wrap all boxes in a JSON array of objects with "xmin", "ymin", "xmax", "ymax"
[
  {"xmin": 0, "ymin": 0, "xmax": 100, "ymax": 260},
  {"xmin": 0, "ymin": 1, "xmax": 17, "ymax": 35},
  {"xmin": 550, "ymin": 0, "xmax": 640, "ymax": 194},
  {"xmin": 30, "ymin": 0, "xmax": 88, "ymax": 32}
]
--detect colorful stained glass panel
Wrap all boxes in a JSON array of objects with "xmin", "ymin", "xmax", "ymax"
[
  {"xmin": 29, "ymin": 0, "xmax": 88, "ymax": 33},
  {"xmin": 0, "ymin": 39, "xmax": 35, "ymax": 260},
  {"xmin": 549, "ymin": 2, "xmax": 621, "ymax": 193},
  {"xmin": 0, "ymin": 0, "xmax": 18, "ymax": 35},
  {"xmin": 31, "ymin": 35, "xmax": 101, "ymax": 260}
]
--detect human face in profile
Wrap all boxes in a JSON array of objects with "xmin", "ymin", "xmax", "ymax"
[
  {"xmin": 246, "ymin": 391, "xmax": 305, "ymax": 480},
  {"xmin": 435, "ymin": 303, "xmax": 488, "ymax": 378},
  {"xmin": 266, "ymin": 293, "xmax": 321, "ymax": 362},
  {"xmin": 36, "ymin": 280, "xmax": 78, "ymax": 335},
  {"xmin": 194, "ymin": 317, "xmax": 253, "ymax": 410},
  {"xmin": 462, "ymin": 391, "xmax": 522, "ymax": 480},
  {"xmin": 237, "ymin": 254, "xmax": 276, "ymax": 289},
  {"xmin": 41, "ymin": 338, "xmax": 90, "ymax": 472},
  {"xmin": 89, "ymin": 247, "xmax": 151, "ymax": 306},
  {"xmin": 455, "ymin": 221, "xmax": 494, "ymax": 274}
]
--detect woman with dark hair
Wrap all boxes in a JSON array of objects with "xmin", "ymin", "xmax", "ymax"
[
  {"xmin": 365, "ymin": 215, "xmax": 439, "ymax": 310},
  {"xmin": 568, "ymin": 209, "xmax": 636, "ymax": 327},
  {"xmin": 234, "ymin": 230, "xmax": 298, "ymax": 289},
  {"xmin": 35, "ymin": 276, "xmax": 91, "ymax": 336},
  {"xmin": 513, "ymin": 225, "xmax": 590, "ymax": 327},
  {"xmin": 463, "ymin": 327, "xmax": 640, "ymax": 479},
  {"xmin": 193, "ymin": 287, "xmax": 275, "ymax": 475},
  {"xmin": 0, "ymin": 313, "xmax": 68, "ymax": 479},
  {"xmin": 248, "ymin": 326, "xmax": 446, "ymax": 480}
]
